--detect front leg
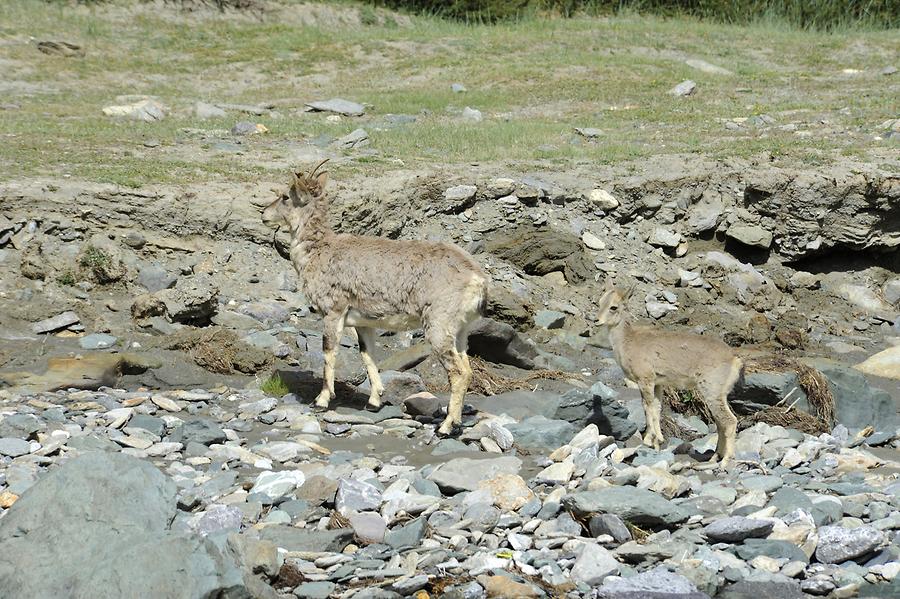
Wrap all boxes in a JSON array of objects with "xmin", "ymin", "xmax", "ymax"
[
  {"xmin": 356, "ymin": 327, "xmax": 384, "ymax": 410},
  {"xmin": 638, "ymin": 381, "xmax": 663, "ymax": 449},
  {"xmin": 315, "ymin": 311, "xmax": 346, "ymax": 410}
]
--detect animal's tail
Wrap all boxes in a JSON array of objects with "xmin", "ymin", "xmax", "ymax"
[{"xmin": 478, "ymin": 284, "xmax": 489, "ymax": 316}]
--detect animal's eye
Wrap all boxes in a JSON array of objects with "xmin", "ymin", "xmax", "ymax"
[
  {"xmin": 609, "ymin": 305, "xmax": 618, "ymax": 311},
  {"xmin": 281, "ymin": 194, "xmax": 289, "ymax": 203}
]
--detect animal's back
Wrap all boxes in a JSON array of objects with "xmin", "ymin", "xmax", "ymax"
[
  {"xmin": 622, "ymin": 326, "xmax": 736, "ymax": 386},
  {"xmin": 303, "ymin": 233, "xmax": 487, "ymax": 316}
]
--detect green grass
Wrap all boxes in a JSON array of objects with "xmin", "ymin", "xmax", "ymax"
[
  {"xmin": 0, "ymin": 0, "xmax": 897, "ymax": 186},
  {"xmin": 56, "ymin": 270, "xmax": 77, "ymax": 286},
  {"xmin": 260, "ymin": 372, "xmax": 290, "ymax": 397}
]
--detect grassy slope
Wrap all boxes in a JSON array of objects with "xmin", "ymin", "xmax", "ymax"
[{"xmin": 0, "ymin": 0, "xmax": 897, "ymax": 186}]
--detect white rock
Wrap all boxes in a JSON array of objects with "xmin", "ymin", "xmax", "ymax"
[
  {"xmin": 488, "ymin": 421, "xmax": 514, "ymax": 450},
  {"xmin": 487, "ymin": 178, "xmax": 516, "ymax": 197},
  {"xmin": 145, "ymin": 441, "xmax": 182, "ymax": 457},
  {"xmin": 648, "ymin": 228, "xmax": 681, "ymax": 248},
  {"xmin": 508, "ymin": 532, "xmax": 533, "ymax": 551},
  {"xmin": 685, "ymin": 59, "xmax": 733, "ymax": 76},
  {"xmin": 582, "ymin": 231, "xmax": 606, "ymax": 251},
  {"xmin": 480, "ymin": 437, "xmax": 502, "ymax": 453},
  {"xmin": 102, "ymin": 99, "xmax": 165, "ymax": 122},
  {"xmin": 151, "ymin": 395, "xmax": 182, "ymax": 412},
  {"xmin": 444, "ymin": 185, "xmax": 478, "ymax": 203},
  {"xmin": 249, "ymin": 470, "xmax": 305, "ymax": 501},
  {"xmin": 838, "ymin": 283, "xmax": 894, "ymax": 313},
  {"xmin": 570, "ymin": 543, "xmax": 620, "ymax": 586},
  {"xmin": 257, "ymin": 441, "xmax": 309, "ymax": 462},
  {"xmin": 588, "ymin": 189, "xmax": 619, "ymax": 210},
  {"xmin": 535, "ymin": 460, "xmax": 575, "ymax": 484},
  {"xmin": 855, "ymin": 346, "xmax": 900, "ymax": 380}
]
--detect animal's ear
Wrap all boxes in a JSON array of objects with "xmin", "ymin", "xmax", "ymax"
[
  {"xmin": 621, "ymin": 285, "xmax": 636, "ymax": 302},
  {"xmin": 315, "ymin": 171, "xmax": 329, "ymax": 191},
  {"xmin": 604, "ymin": 277, "xmax": 614, "ymax": 292}
]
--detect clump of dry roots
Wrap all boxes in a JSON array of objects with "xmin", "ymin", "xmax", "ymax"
[
  {"xmin": 161, "ymin": 327, "xmax": 272, "ymax": 374},
  {"xmin": 743, "ymin": 355, "xmax": 835, "ymax": 430},
  {"xmin": 435, "ymin": 355, "xmax": 576, "ymax": 396},
  {"xmin": 661, "ymin": 355, "xmax": 836, "ymax": 438}
]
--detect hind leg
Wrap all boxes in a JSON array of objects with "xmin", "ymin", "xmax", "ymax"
[
  {"xmin": 700, "ymin": 359, "xmax": 741, "ymax": 468},
  {"xmin": 436, "ymin": 347, "xmax": 471, "ymax": 436},
  {"xmin": 430, "ymin": 328, "xmax": 473, "ymax": 436},
  {"xmin": 356, "ymin": 327, "xmax": 384, "ymax": 409}
]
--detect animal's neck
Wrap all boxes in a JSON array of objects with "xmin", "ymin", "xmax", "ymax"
[
  {"xmin": 607, "ymin": 319, "xmax": 631, "ymax": 361},
  {"xmin": 288, "ymin": 195, "xmax": 332, "ymax": 271},
  {"xmin": 289, "ymin": 195, "xmax": 332, "ymax": 244}
]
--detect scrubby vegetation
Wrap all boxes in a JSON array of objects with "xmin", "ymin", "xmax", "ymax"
[{"xmin": 377, "ymin": 0, "xmax": 900, "ymax": 29}]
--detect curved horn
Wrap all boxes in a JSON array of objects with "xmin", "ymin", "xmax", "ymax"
[{"xmin": 310, "ymin": 158, "xmax": 330, "ymax": 177}]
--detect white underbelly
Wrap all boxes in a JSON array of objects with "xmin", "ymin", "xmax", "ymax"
[{"xmin": 345, "ymin": 309, "xmax": 422, "ymax": 332}]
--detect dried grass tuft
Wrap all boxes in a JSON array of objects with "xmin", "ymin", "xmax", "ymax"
[{"xmin": 435, "ymin": 355, "xmax": 576, "ymax": 396}]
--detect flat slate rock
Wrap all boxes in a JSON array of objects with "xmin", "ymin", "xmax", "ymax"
[
  {"xmin": 563, "ymin": 487, "xmax": 691, "ymax": 527},
  {"xmin": 596, "ymin": 566, "xmax": 709, "ymax": 599},
  {"xmin": 32, "ymin": 311, "xmax": 80, "ymax": 334},
  {"xmin": 306, "ymin": 98, "xmax": 365, "ymax": 116},
  {"xmin": 704, "ymin": 517, "xmax": 774, "ymax": 543},
  {"xmin": 258, "ymin": 525, "xmax": 353, "ymax": 553},
  {"xmin": 816, "ymin": 525, "xmax": 885, "ymax": 564},
  {"xmin": 427, "ymin": 456, "xmax": 522, "ymax": 493}
]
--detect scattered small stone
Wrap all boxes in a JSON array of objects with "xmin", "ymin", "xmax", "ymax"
[
  {"xmin": 78, "ymin": 333, "xmax": 117, "ymax": 350},
  {"xmin": 231, "ymin": 121, "xmax": 268, "ymax": 136},
  {"xmin": 582, "ymin": 231, "xmax": 606, "ymax": 250},
  {"xmin": 575, "ymin": 127, "xmax": 603, "ymax": 138},
  {"xmin": 335, "ymin": 128, "xmax": 369, "ymax": 149},
  {"xmin": 669, "ymin": 80, "xmax": 697, "ymax": 97},
  {"xmin": 462, "ymin": 107, "xmax": 483, "ymax": 122}
]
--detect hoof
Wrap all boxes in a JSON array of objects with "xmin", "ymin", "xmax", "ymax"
[
  {"xmin": 364, "ymin": 402, "xmax": 382, "ymax": 412},
  {"xmin": 715, "ymin": 455, "xmax": 734, "ymax": 471},
  {"xmin": 436, "ymin": 424, "xmax": 463, "ymax": 438}
]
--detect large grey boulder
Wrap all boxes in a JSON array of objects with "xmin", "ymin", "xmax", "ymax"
[
  {"xmin": 506, "ymin": 416, "xmax": 576, "ymax": 452},
  {"xmin": 467, "ymin": 318, "xmax": 539, "ymax": 369},
  {"xmin": 563, "ymin": 487, "xmax": 691, "ymax": 528},
  {"xmin": 580, "ymin": 383, "xmax": 637, "ymax": 439},
  {"xmin": 730, "ymin": 371, "xmax": 808, "ymax": 415},
  {"xmin": 808, "ymin": 358, "xmax": 899, "ymax": 431},
  {"xmin": 0, "ymin": 452, "xmax": 248, "ymax": 599}
]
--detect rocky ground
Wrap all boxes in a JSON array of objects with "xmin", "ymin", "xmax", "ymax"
[
  {"xmin": 2, "ymin": 383, "xmax": 900, "ymax": 599},
  {"xmin": 2, "ymin": 1, "xmax": 900, "ymax": 597},
  {"xmin": 1, "ymin": 157, "xmax": 899, "ymax": 599}
]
